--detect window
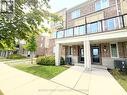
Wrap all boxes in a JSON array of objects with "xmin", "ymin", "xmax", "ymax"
[
  {"xmin": 71, "ymin": 9, "xmax": 80, "ymax": 19},
  {"xmin": 87, "ymin": 22, "xmax": 101, "ymax": 33},
  {"xmin": 101, "ymin": 0, "xmax": 109, "ymax": 9},
  {"xmin": 67, "ymin": 46, "xmax": 73, "ymax": 55},
  {"xmin": 95, "ymin": 0, "xmax": 109, "ymax": 11},
  {"xmin": 95, "ymin": 1, "xmax": 101, "ymax": 11},
  {"xmin": 74, "ymin": 25, "xmax": 86, "ymax": 36},
  {"xmin": 110, "ymin": 43, "xmax": 118, "ymax": 58},
  {"xmin": 106, "ymin": 18, "xmax": 116, "ymax": 30},
  {"xmin": 57, "ymin": 31, "xmax": 64, "ymax": 38},
  {"xmin": 65, "ymin": 28, "xmax": 73, "ymax": 37}
]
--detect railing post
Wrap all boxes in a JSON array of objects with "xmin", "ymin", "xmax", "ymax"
[
  {"xmin": 85, "ymin": 17, "xmax": 87, "ymax": 34},
  {"xmin": 73, "ymin": 27, "xmax": 74, "ymax": 37},
  {"xmin": 56, "ymin": 31, "xmax": 58, "ymax": 38},
  {"xmin": 121, "ymin": 15, "xmax": 125, "ymax": 28},
  {"xmin": 100, "ymin": 20, "xmax": 103, "ymax": 32}
]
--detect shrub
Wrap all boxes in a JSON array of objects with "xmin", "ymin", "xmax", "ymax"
[
  {"xmin": 7, "ymin": 54, "xmax": 26, "ymax": 59},
  {"xmin": 36, "ymin": 56, "xmax": 55, "ymax": 66},
  {"xmin": 60, "ymin": 57, "xmax": 65, "ymax": 65},
  {"xmin": 111, "ymin": 69, "xmax": 120, "ymax": 76}
]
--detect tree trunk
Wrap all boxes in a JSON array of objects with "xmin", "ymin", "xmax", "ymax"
[{"xmin": 30, "ymin": 52, "xmax": 35, "ymax": 64}]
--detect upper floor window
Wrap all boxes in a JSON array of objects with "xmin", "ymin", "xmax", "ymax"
[
  {"xmin": 71, "ymin": 9, "xmax": 80, "ymax": 19},
  {"xmin": 101, "ymin": 0, "xmax": 109, "ymax": 9},
  {"xmin": 95, "ymin": 0, "xmax": 109, "ymax": 11},
  {"xmin": 95, "ymin": 1, "xmax": 101, "ymax": 11},
  {"xmin": 87, "ymin": 22, "xmax": 101, "ymax": 33}
]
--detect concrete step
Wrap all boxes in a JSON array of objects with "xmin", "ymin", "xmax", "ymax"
[{"xmin": 92, "ymin": 65, "xmax": 107, "ymax": 70}]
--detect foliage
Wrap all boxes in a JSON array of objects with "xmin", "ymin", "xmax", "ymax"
[
  {"xmin": 0, "ymin": 0, "xmax": 61, "ymax": 49},
  {"xmin": 7, "ymin": 54, "xmax": 26, "ymax": 59},
  {"xmin": 110, "ymin": 69, "xmax": 127, "ymax": 91},
  {"xmin": 60, "ymin": 57, "xmax": 65, "ymax": 65},
  {"xmin": 36, "ymin": 56, "xmax": 55, "ymax": 66},
  {"xmin": 111, "ymin": 69, "xmax": 121, "ymax": 76},
  {"xmin": 24, "ymin": 34, "xmax": 37, "ymax": 52}
]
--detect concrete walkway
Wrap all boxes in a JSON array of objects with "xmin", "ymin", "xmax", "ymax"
[
  {"xmin": 51, "ymin": 66, "xmax": 127, "ymax": 95},
  {"xmin": 0, "ymin": 63, "xmax": 126, "ymax": 95},
  {"xmin": 0, "ymin": 63, "xmax": 86, "ymax": 95}
]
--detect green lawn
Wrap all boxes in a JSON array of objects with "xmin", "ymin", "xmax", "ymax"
[
  {"xmin": 0, "ymin": 57, "xmax": 12, "ymax": 62},
  {"xmin": 110, "ymin": 70, "xmax": 127, "ymax": 91},
  {"xmin": 9, "ymin": 64, "xmax": 68, "ymax": 79}
]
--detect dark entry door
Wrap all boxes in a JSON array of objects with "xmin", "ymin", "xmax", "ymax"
[
  {"xmin": 91, "ymin": 47, "xmax": 100, "ymax": 64},
  {"xmin": 79, "ymin": 48, "xmax": 84, "ymax": 63}
]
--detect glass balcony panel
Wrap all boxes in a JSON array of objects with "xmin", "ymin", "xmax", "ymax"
[
  {"xmin": 57, "ymin": 31, "xmax": 64, "ymax": 38},
  {"xmin": 87, "ymin": 22, "xmax": 101, "ymax": 33},
  {"xmin": 65, "ymin": 28, "xmax": 73, "ymax": 37},
  {"xmin": 79, "ymin": 25, "xmax": 86, "ymax": 35}
]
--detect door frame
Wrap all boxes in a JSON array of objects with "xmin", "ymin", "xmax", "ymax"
[
  {"xmin": 78, "ymin": 46, "xmax": 84, "ymax": 63},
  {"xmin": 91, "ymin": 45, "xmax": 101, "ymax": 65}
]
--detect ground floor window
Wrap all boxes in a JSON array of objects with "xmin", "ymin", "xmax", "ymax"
[
  {"xmin": 67, "ymin": 46, "xmax": 73, "ymax": 55},
  {"xmin": 110, "ymin": 43, "xmax": 118, "ymax": 58}
]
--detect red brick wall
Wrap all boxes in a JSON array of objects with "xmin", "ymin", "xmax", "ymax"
[
  {"xmin": 47, "ymin": 39, "xmax": 55, "ymax": 56},
  {"xmin": 101, "ymin": 43, "xmax": 111, "ymax": 57},
  {"xmin": 66, "ymin": 0, "xmax": 119, "ymax": 28},
  {"xmin": 36, "ymin": 36, "xmax": 46, "ymax": 56}
]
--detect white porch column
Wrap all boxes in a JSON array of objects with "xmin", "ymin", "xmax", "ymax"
[
  {"xmin": 84, "ymin": 40, "xmax": 92, "ymax": 70},
  {"xmin": 55, "ymin": 43, "xmax": 61, "ymax": 66}
]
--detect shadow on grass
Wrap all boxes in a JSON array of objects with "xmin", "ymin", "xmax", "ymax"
[{"xmin": 0, "ymin": 90, "xmax": 4, "ymax": 95}]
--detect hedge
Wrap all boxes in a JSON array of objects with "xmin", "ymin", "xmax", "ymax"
[
  {"xmin": 7, "ymin": 54, "xmax": 26, "ymax": 59},
  {"xmin": 36, "ymin": 56, "xmax": 55, "ymax": 66}
]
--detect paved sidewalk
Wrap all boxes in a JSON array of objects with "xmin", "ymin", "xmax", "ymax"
[
  {"xmin": 0, "ymin": 63, "xmax": 86, "ymax": 95},
  {"xmin": 0, "ymin": 62, "xmax": 126, "ymax": 95},
  {"xmin": 51, "ymin": 66, "xmax": 127, "ymax": 95}
]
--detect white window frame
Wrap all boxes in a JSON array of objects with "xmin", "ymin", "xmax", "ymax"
[
  {"xmin": 71, "ymin": 9, "xmax": 80, "ymax": 19},
  {"xmin": 95, "ymin": 0, "xmax": 109, "ymax": 11},
  {"xmin": 101, "ymin": 0, "xmax": 109, "ymax": 9},
  {"xmin": 110, "ymin": 43, "xmax": 119, "ymax": 58}
]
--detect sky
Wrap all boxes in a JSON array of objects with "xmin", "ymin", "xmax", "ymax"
[{"xmin": 49, "ymin": 0, "xmax": 87, "ymax": 12}]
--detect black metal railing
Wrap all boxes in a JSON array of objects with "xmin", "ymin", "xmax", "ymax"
[{"xmin": 56, "ymin": 14, "xmax": 127, "ymax": 39}]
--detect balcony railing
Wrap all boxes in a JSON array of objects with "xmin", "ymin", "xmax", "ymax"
[{"xmin": 56, "ymin": 14, "xmax": 127, "ymax": 39}]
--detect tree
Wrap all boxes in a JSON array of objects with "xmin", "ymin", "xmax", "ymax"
[
  {"xmin": 0, "ymin": 0, "xmax": 61, "ymax": 50},
  {"xmin": 24, "ymin": 34, "xmax": 37, "ymax": 64}
]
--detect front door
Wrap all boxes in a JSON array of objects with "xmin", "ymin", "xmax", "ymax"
[
  {"xmin": 91, "ymin": 46, "xmax": 100, "ymax": 64},
  {"xmin": 79, "ymin": 48, "xmax": 84, "ymax": 63}
]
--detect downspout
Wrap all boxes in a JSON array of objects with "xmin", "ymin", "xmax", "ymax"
[{"xmin": 115, "ymin": 0, "xmax": 121, "ymax": 27}]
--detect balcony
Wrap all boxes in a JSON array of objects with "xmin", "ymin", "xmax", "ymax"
[{"xmin": 56, "ymin": 14, "xmax": 127, "ymax": 39}]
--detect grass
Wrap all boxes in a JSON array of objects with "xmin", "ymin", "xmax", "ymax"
[
  {"xmin": 0, "ymin": 57, "xmax": 12, "ymax": 62},
  {"xmin": 110, "ymin": 70, "xmax": 127, "ymax": 91},
  {"xmin": 9, "ymin": 64, "xmax": 68, "ymax": 79}
]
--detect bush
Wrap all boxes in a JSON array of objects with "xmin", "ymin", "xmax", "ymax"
[
  {"xmin": 111, "ymin": 69, "xmax": 120, "ymax": 76},
  {"xmin": 36, "ymin": 56, "xmax": 55, "ymax": 66},
  {"xmin": 60, "ymin": 57, "xmax": 65, "ymax": 65},
  {"xmin": 7, "ymin": 54, "xmax": 26, "ymax": 59}
]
